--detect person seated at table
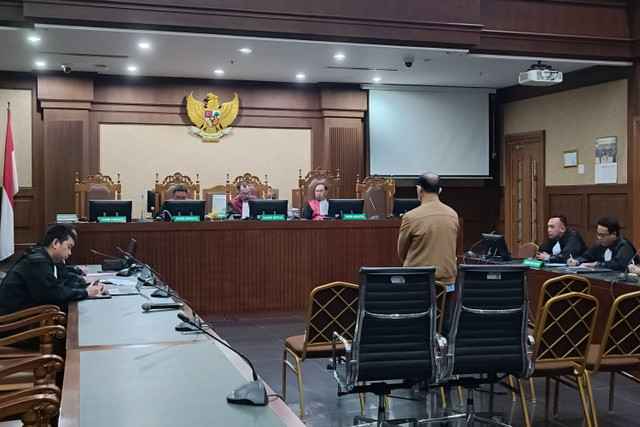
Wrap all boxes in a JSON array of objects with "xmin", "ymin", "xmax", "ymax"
[
  {"xmin": 536, "ymin": 214, "xmax": 586, "ymax": 263},
  {"xmin": 0, "ymin": 223, "xmax": 106, "ymax": 315},
  {"xmin": 567, "ymin": 217, "xmax": 637, "ymax": 271},
  {"xmin": 301, "ymin": 183, "xmax": 329, "ymax": 220},
  {"xmin": 266, "ymin": 185, "xmax": 277, "ymax": 200},
  {"xmin": 158, "ymin": 184, "xmax": 189, "ymax": 215},
  {"xmin": 226, "ymin": 181, "xmax": 256, "ymax": 219}
]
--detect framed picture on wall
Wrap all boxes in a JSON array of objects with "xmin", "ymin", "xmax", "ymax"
[
  {"xmin": 595, "ymin": 136, "xmax": 617, "ymax": 184},
  {"xmin": 563, "ymin": 150, "xmax": 578, "ymax": 168}
]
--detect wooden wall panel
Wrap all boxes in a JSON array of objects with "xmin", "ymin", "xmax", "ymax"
[
  {"xmin": 395, "ymin": 183, "xmax": 501, "ymax": 252},
  {"xmin": 13, "ymin": 188, "xmax": 35, "ymax": 244},
  {"xmin": 329, "ymin": 127, "xmax": 361, "ymax": 198},
  {"xmin": 545, "ymin": 184, "xmax": 628, "ymax": 247},
  {"xmin": 44, "ymin": 120, "xmax": 83, "ymax": 223},
  {"xmin": 0, "ymin": 74, "xmax": 44, "ymax": 253}
]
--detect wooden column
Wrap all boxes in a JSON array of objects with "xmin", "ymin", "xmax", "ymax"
[{"xmin": 38, "ymin": 75, "xmax": 94, "ymax": 224}]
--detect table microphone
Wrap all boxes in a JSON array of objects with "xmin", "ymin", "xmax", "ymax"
[
  {"xmin": 617, "ymin": 248, "xmax": 640, "ymax": 284},
  {"xmin": 90, "ymin": 249, "xmax": 119, "ymax": 259},
  {"xmin": 142, "ymin": 302, "xmax": 183, "ymax": 311},
  {"xmin": 177, "ymin": 313, "xmax": 268, "ymax": 406}
]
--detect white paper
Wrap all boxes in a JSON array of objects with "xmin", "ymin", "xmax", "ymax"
[{"xmin": 595, "ymin": 162, "xmax": 617, "ymax": 184}]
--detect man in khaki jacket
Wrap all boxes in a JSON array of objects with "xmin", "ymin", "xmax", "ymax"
[{"xmin": 397, "ymin": 172, "xmax": 459, "ymax": 330}]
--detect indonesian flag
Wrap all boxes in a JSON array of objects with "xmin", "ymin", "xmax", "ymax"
[{"xmin": 0, "ymin": 108, "xmax": 18, "ymax": 260}]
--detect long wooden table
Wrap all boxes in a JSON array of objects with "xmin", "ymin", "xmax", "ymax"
[
  {"xmin": 526, "ymin": 266, "xmax": 640, "ymax": 343},
  {"xmin": 60, "ymin": 288, "xmax": 303, "ymax": 427},
  {"xmin": 71, "ymin": 220, "xmax": 406, "ymax": 317}
]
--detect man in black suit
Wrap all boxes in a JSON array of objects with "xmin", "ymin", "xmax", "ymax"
[{"xmin": 536, "ymin": 214, "xmax": 586, "ymax": 263}]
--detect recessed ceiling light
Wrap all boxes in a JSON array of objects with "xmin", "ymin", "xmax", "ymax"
[
  {"xmin": 138, "ymin": 42, "xmax": 151, "ymax": 49},
  {"xmin": 372, "ymin": 77, "xmax": 381, "ymax": 82},
  {"xmin": 296, "ymin": 73, "xmax": 306, "ymax": 80},
  {"xmin": 214, "ymin": 69, "xmax": 224, "ymax": 76},
  {"xmin": 127, "ymin": 65, "xmax": 138, "ymax": 72},
  {"xmin": 334, "ymin": 53, "xmax": 346, "ymax": 60},
  {"xmin": 27, "ymin": 35, "xmax": 40, "ymax": 43},
  {"xmin": 34, "ymin": 60, "xmax": 46, "ymax": 68},
  {"xmin": 238, "ymin": 48, "xmax": 252, "ymax": 54}
]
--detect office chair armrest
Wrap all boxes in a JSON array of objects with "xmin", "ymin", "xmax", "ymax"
[
  {"xmin": 332, "ymin": 332, "xmax": 352, "ymax": 388},
  {"xmin": 524, "ymin": 334, "xmax": 535, "ymax": 379},
  {"xmin": 434, "ymin": 333, "xmax": 449, "ymax": 383}
]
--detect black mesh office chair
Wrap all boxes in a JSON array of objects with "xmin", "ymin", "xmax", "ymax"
[
  {"xmin": 422, "ymin": 264, "xmax": 534, "ymax": 427},
  {"xmin": 332, "ymin": 267, "xmax": 446, "ymax": 427}
]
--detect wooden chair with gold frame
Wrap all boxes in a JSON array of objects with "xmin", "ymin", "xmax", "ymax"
[
  {"xmin": 297, "ymin": 168, "xmax": 342, "ymax": 212},
  {"xmin": 586, "ymin": 289, "xmax": 640, "ymax": 416},
  {"xmin": 535, "ymin": 275, "xmax": 591, "ymax": 322},
  {"xmin": 282, "ymin": 281, "xmax": 358, "ymax": 420},
  {"xmin": 524, "ymin": 292, "xmax": 599, "ymax": 427},
  {"xmin": 355, "ymin": 174, "xmax": 395, "ymax": 218},
  {"xmin": 74, "ymin": 172, "xmax": 121, "ymax": 220},
  {"xmin": 521, "ymin": 274, "xmax": 591, "ymax": 403},
  {"xmin": 517, "ymin": 242, "xmax": 539, "ymax": 259},
  {"xmin": 154, "ymin": 172, "xmax": 200, "ymax": 212},
  {"xmin": 201, "ymin": 184, "xmax": 227, "ymax": 214},
  {"xmin": 0, "ymin": 384, "xmax": 60, "ymax": 427},
  {"xmin": 225, "ymin": 173, "xmax": 269, "ymax": 202}
]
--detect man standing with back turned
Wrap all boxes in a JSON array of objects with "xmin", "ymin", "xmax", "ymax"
[{"xmin": 397, "ymin": 173, "xmax": 459, "ymax": 330}]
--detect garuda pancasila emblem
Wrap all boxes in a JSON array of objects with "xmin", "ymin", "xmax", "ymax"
[{"xmin": 186, "ymin": 91, "xmax": 239, "ymax": 142}]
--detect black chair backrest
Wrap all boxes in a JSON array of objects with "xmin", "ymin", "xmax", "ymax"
[
  {"xmin": 353, "ymin": 267, "xmax": 437, "ymax": 383},
  {"xmin": 449, "ymin": 264, "xmax": 529, "ymax": 377}
]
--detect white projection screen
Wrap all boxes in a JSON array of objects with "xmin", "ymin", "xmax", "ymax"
[{"xmin": 368, "ymin": 87, "xmax": 492, "ymax": 177}]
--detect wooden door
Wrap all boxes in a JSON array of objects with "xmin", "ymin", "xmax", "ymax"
[{"xmin": 505, "ymin": 131, "xmax": 545, "ymax": 253}]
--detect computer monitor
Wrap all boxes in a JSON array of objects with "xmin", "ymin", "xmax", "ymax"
[
  {"xmin": 327, "ymin": 199, "xmax": 365, "ymax": 219},
  {"xmin": 162, "ymin": 200, "xmax": 206, "ymax": 220},
  {"xmin": 147, "ymin": 190, "xmax": 156, "ymax": 214},
  {"xmin": 89, "ymin": 200, "xmax": 133, "ymax": 222},
  {"xmin": 249, "ymin": 199, "xmax": 288, "ymax": 218},
  {"xmin": 480, "ymin": 233, "xmax": 511, "ymax": 261},
  {"xmin": 125, "ymin": 238, "xmax": 137, "ymax": 258},
  {"xmin": 211, "ymin": 194, "xmax": 227, "ymax": 216},
  {"xmin": 392, "ymin": 198, "xmax": 421, "ymax": 218}
]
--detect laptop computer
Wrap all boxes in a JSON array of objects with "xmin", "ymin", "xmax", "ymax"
[
  {"xmin": 104, "ymin": 265, "xmax": 154, "ymax": 296},
  {"xmin": 106, "ymin": 277, "xmax": 143, "ymax": 296}
]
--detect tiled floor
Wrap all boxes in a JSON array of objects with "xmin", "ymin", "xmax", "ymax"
[{"xmin": 208, "ymin": 314, "xmax": 640, "ymax": 427}]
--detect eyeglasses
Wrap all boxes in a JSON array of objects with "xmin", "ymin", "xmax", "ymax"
[{"xmin": 596, "ymin": 231, "xmax": 611, "ymax": 239}]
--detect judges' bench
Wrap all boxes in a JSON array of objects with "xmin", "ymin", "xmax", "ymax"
[{"xmin": 70, "ymin": 220, "xmax": 408, "ymax": 317}]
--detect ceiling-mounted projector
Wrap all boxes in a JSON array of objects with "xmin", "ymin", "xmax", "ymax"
[{"xmin": 519, "ymin": 61, "xmax": 563, "ymax": 86}]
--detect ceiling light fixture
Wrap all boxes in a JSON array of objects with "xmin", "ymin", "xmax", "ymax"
[
  {"xmin": 238, "ymin": 48, "xmax": 252, "ymax": 54},
  {"xmin": 334, "ymin": 53, "xmax": 346, "ymax": 60},
  {"xmin": 34, "ymin": 60, "xmax": 46, "ymax": 67},
  {"xmin": 214, "ymin": 69, "xmax": 224, "ymax": 76},
  {"xmin": 127, "ymin": 65, "xmax": 138, "ymax": 72},
  {"xmin": 295, "ymin": 73, "xmax": 306, "ymax": 80},
  {"xmin": 372, "ymin": 77, "xmax": 381, "ymax": 82},
  {"xmin": 138, "ymin": 42, "xmax": 150, "ymax": 49},
  {"xmin": 27, "ymin": 35, "xmax": 40, "ymax": 43}
]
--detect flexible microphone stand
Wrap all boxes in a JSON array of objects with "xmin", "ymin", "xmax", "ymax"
[{"xmin": 177, "ymin": 313, "xmax": 269, "ymax": 406}]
